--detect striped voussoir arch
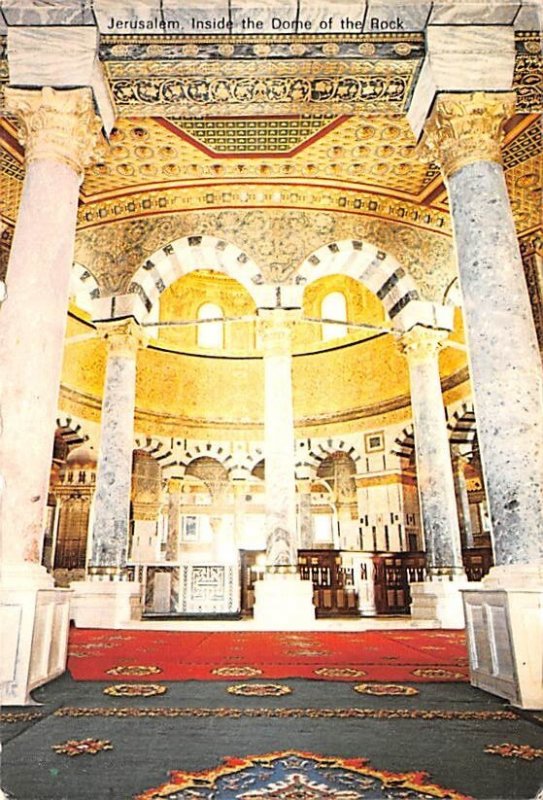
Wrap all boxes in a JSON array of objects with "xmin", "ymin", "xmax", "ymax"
[
  {"xmin": 392, "ymin": 425, "xmax": 415, "ymax": 460},
  {"xmin": 236, "ymin": 447, "xmax": 265, "ymax": 476},
  {"xmin": 303, "ymin": 437, "xmax": 364, "ymax": 473},
  {"xmin": 296, "ymin": 239, "xmax": 420, "ymax": 319},
  {"xmin": 177, "ymin": 442, "xmax": 237, "ymax": 472},
  {"xmin": 70, "ymin": 263, "xmax": 100, "ymax": 309},
  {"xmin": 133, "ymin": 436, "xmax": 178, "ymax": 470},
  {"xmin": 447, "ymin": 401, "xmax": 477, "ymax": 445},
  {"xmin": 55, "ymin": 416, "xmax": 90, "ymax": 449},
  {"xmin": 128, "ymin": 235, "xmax": 263, "ymax": 315}
]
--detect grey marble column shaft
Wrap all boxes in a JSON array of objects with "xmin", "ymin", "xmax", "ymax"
[
  {"xmin": 89, "ymin": 322, "xmax": 142, "ymax": 575},
  {"xmin": 298, "ymin": 485, "xmax": 313, "ymax": 549},
  {"xmin": 452, "ymin": 452, "xmax": 475, "ymax": 549},
  {"xmin": 166, "ymin": 487, "xmax": 181, "ymax": 562},
  {"xmin": 448, "ymin": 161, "xmax": 543, "ymax": 565},
  {"xmin": 401, "ymin": 328, "xmax": 465, "ymax": 578},
  {"xmin": 260, "ymin": 310, "xmax": 298, "ymax": 568}
]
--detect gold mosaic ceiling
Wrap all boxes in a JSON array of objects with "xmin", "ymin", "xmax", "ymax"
[{"xmin": 0, "ymin": 31, "xmax": 541, "ymax": 293}]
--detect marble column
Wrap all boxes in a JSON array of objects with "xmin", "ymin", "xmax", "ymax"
[
  {"xmin": 451, "ymin": 450, "xmax": 475, "ymax": 549},
  {"xmin": 0, "ymin": 87, "xmax": 103, "ymax": 583},
  {"xmin": 399, "ymin": 327, "xmax": 465, "ymax": 579},
  {"xmin": 88, "ymin": 319, "xmax": 146, "ymax": 578},
  {"xmin": 422, "ymin": 92, "xmax": 543, "ymax": 572},
  {"xmin": 165, "ymin": 479, "xmax": 182, "ymax": 562},
  {"xmin": 253, "ymin": 309, "xmax": 315, "ymax": 626},
  {"xmin": 297, "ymin": 480, "xmax": 314, "ymax": 549},
  {"xmin": 259, "ymin": 309, "xmax": 299, "ymax": 569},
  {"xmin": 422, "ymin": 92, "xmax": 543, "ymax": 707}
]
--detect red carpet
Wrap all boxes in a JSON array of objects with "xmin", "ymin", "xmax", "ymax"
[{"xmin": 67, "ymin": 629, "xmax": 469, "ymax": 682}]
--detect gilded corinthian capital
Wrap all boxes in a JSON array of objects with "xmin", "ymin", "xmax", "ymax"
[
  {"xmin": 5, "ymin": 86, "xmax": 106, "ymax": 176},
  {"xmin": 97, "ymin": 318, "xmax": 147, "ymax": 358},
  {"xmin": 420, "ymin": 91, "xmax": 515, "ymax": 178},
  {"xmin": 397, "ymin": 325, "xmax": 449, "ymax": 365}
]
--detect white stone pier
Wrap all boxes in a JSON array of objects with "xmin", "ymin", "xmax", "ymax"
[{"xmin": 0, "ymin": 87, "xmax": 104, "ymax": 704}]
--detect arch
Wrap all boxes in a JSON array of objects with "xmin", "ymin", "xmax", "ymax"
[
  {"xmin": 178, "ymin": 442, "xmax": 236, "ymax": 472},
  {"xmin": 321, "ymin": 291, "xmax": 348, "ymax": 341},
  {"xmin": 185, "ymin": 456, "xmax": 230, "ymax": 499},
  {"xmin": 237, "ymin": 446, "xmax": 265, "ymax": 475},
  {"xmin": 128, "ymin": 234, "xmax": 264, "ymax": 316},
  {"xmin": 316, "ymin": 450, "xmax": 357, "ymax": 505},
  {"xmin": 69, "ymin": 262, "xmax": 100, "ymax": 313},
  {"xmin": 55, "ymin": 416, "xmax": 90, "ymax": 451},
  {"xmin": 448, "ymin": 401, "xmax": 478, "ymax": 445},
  {"xmin": 302, "ymin": 437, "xmax": 363, "ymax": 475},
  {"xmin": 391, "ymin": 425, "xmax": 415, "ymax": 462},
  {"xmin": 197, "ymin": 302, "xmax": 224, "ymax": 349},
  {"xmin": 296, "ymin": 239, "xmax": 420, "ymax": 320}
]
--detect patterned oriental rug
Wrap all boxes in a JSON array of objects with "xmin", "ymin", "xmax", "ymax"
[
  {"xmin": 67, "ymin": 629, "xmax": 470, "ymax": 682},
  {"xmin": 135, "ymin": 751, "xmax": 473, "ymax": 799}
]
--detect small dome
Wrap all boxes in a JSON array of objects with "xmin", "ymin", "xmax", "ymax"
[{"xmin": 66, "ymin": 446, "xmax": 97, "ymax": 468}]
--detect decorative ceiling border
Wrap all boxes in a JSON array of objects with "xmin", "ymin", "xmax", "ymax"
[
  {"xmin": 104, "ymin": 57, "xmax": 422, "ymax": 116},
  {"xmin": 76, "ymin": 181, "xmax": 451, "ymax": 236},
  {"xmin": 99, "ymin": 32, "xmax": 425, "ymax": 63}
]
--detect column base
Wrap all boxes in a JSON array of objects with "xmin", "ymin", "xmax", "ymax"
[
  {"xmin": 69, "ymin": 579, "xmax": 142, "ymax": 629},
  {"xmin": 462, "ymin": 564, "xmax": 543, "ymax": 710},
  {"xmin": 410, "ymin": 577, "xmax": 470, "ymax": 629},
  {"xmin": 253, "ymin": 572, "xmax": 315, "ymax": 629},
  {"xmin": 1, "ymin": 566, "xmax": 71, "ymax": 705}
]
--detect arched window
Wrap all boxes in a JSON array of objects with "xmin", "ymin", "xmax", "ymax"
[
  {"xmin": 321, "ymin": 292, "xmax": 347, "ymax": 341},
  {"xmin": 197, "ymin": 302, "xmax": 224, "ymax": 349}
]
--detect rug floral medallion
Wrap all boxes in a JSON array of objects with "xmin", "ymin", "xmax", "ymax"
[
  {"xmin": 353, "ymin": 683, "xmax": 419, "ymax": 696},
  {"xmin": 135, "ymin": 751, "xmax": 473, "ymax": 800},
  {"xmin": 227, "ymin": 683, "xmax": 293, "ymax": 697},
  {"xmin": 103, "ymin": 683, "xmax": 167, "ymax": 697}
]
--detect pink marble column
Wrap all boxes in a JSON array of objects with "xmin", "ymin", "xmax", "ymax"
[{"xmin": 0, "ymin": 87, "xmax": 104, "ymax": 583}]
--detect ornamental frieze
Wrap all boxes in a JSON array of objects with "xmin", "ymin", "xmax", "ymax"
[{"xmin": 104, "ymin": 59, "xmax": 420, "ymax": 116}]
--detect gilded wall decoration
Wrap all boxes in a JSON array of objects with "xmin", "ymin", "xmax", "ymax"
[
  {"xmin": 80, "ymin": 114, "xmax": 436, "ymax": 203},
  {"xmin": 75, "ymin": 208, "xmax": 456, "ymax": 302},
  {"xmin": 104, "ymin": 58, "xmax": 420, "ymax": 116},
  {"xmin": 513, "ymin": 32, "xmax": 543, "ymax": 113},
  {"xmin": 99, "ymin": 33, "xmax": 425, "ymax": 64},
  {"xmin": 0, "ymin": 147, "xmax": 23, "ymax": 226},
  {"xmin": 521, "ymin": 250, "xmax": 543, "ymax": 352}
]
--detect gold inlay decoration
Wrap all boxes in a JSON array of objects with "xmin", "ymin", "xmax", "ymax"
[
  {"xmin": 420, "ymin": 91, "xmax": 516, "ymax": 179},
  {"xmin": 104, "ymin": 58, "xmax": 419, "ymax": 116},
  {"xmin": 78, "ymin": 114, "xmax": 433, "ymax": 201},
  {"xmin": 74, "ymin": 208, "xmax": 456, "ymax": 301},
  {"xmin": 4, "ymin": 87, "xmax": 106, "ymax": 177},
  {"xmin": 169, "ymin": 115, "xmax": 339, "ymax": 154}
]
